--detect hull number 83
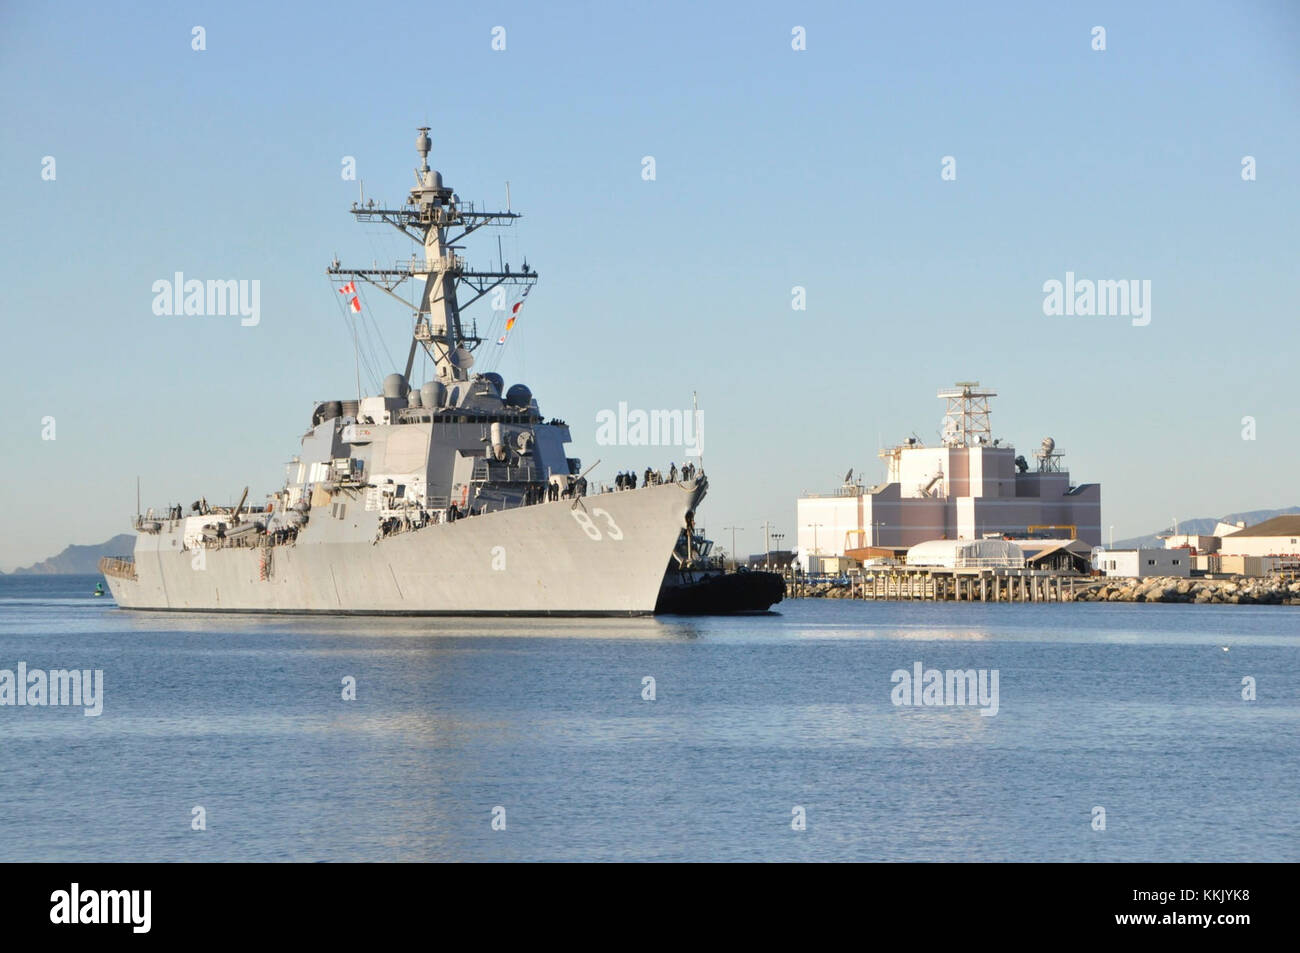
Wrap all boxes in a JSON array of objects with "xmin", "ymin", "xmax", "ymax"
[{"xmin": 571, "ymin": 507, "xmax": 624, "ymax": 541}]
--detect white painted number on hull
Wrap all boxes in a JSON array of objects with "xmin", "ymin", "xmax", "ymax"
[
  {"xmin": 593, "ymin": 508, "xmax": 623, "ymax": 540},
  {"xmin": 571, "ymin": 507, "xmax": 623, "ymax": 541}
]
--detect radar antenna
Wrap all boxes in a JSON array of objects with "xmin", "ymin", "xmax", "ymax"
[{"xmin": 1034, "ymin": 437, "xmax": 1065, "ymax": 472}]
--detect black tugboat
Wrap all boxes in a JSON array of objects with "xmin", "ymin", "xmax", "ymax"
[{"xmin": 654, "ymin": 525, "xmax": 785, "ymax": 614}]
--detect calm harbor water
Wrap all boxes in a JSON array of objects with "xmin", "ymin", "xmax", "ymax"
[{"xmin": 1, "ymin": 575, "xmax": 1297, "ymax": 862}]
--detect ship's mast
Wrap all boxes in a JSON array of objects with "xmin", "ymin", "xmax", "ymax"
[{"xmin": 327, "ymin": 127, "xmax": 537, "ymax": 384}]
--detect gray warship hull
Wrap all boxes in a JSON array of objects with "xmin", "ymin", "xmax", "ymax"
[{"xmin": 104, "ymin": 481, "xmax": 704, "ymax": 616}]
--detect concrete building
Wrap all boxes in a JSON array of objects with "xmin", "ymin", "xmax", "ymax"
[
  {"xmin": 1162, "ymin": 534, "xmax": 1221, "ymax": 554},
  {"xmin": 1161, "ymin": 515, "xmax": 1300, "ymax": 575},
  {"xmin": 795, "ymin": 383, "xmax": 1101, "ymax": 571},
  {"xmin": 1093, "ymin": 548, "xmax": 1191, "ymax": 578},
  {"xmin": 1217, "ymin": 515, "xmax": 1300, "ymax": 558},
  {"xmin": 805, "ymin": 554, "xmax": 853, "ymax": 575},
  {"xmin": 1213, "ymin": 554, "xmax": 1293, "ymax": 576}
]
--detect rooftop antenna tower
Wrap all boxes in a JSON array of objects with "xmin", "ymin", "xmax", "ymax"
[{"xmin": 937, "ymin": 381, "xmax": 996, "ymax": 448}]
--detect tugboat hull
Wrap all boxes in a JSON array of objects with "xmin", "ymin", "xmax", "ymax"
[{"xmin": 655, "ymin": 569, "xmax": 785, "ymax": 615}]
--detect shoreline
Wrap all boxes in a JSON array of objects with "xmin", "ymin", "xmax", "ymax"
[{"xmin": 796, "ymin": 574, "xmax": 1300, "ymax": 605}]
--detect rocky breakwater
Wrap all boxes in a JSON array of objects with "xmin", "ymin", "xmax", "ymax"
[
  {"xmin": 1071, "ymin": 575, "xmax": 1300, "ymax": 605},
  {"xmin": 792, "ymin": 581, "xmax": 855, "ymax": 599}
]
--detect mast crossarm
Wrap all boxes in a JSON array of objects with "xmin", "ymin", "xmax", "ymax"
[
  {"xmin": 329, "ymin": 266, "xmax": 420, "ymax": 278},
  {"xmin": 460, "ymin": 268, "xmax": 537, "ymax": 281},
  {"xmin": 458, "ymin": 271, "xmax": 537, "ymax": 310},
  {"xmin": 325, "ymin": 268, "xmax": 416, "ymax": 309},
  {"xmin": 459, "ymin": 280, "xmax": 511, "ymax": 310},
  {"xmin": 446, "ymin": 211, "xmax": 521, "ymax": 245},
  {"xmin": 350, "ymin": 208, "xmax": 518, "ymax": 224},
  {"xmin": 348, "ymin": 210, "xmax": 425, "ymax": 244},
  {"xmin": 348, "ymin": 207, "xmax": 519, "ymax": 247}
]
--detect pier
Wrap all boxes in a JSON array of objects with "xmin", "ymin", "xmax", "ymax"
[
  {"xmin": 786, "ymin": 567, "xmax": 1080, "ymax": 602},
  {"xmin": 784, "ymin": 567, "xmax": 1300, "ymax": 605}
]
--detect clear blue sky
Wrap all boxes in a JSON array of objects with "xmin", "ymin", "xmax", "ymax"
[{"xmin": 1, "ymin": 1, "xmax": 1297, "ymax": 569}]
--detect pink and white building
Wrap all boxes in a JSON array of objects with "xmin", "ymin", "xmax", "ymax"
[{"xmin": 796, "ymin": 383, "xmax": 1101, "ymax": 570}]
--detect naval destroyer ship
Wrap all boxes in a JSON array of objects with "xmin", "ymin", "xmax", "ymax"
[{"xmin": 101, "ymin": 129, "xmax": 710, "ymax": 615}]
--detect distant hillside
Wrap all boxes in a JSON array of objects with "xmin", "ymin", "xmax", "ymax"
[
  {"xmin": 1114, "ymin": 506, "xmax": 1300, "ymax": 549},
  {"xmin": 5, "ymin": 534, "xmax": 136, "ymax": 575}
]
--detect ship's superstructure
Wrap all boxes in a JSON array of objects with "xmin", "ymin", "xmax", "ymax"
[
  {"xmin": 796, "ymin": 382, "xmax": 1101, "ymax": 569},
  {"xmin": 102, "ymin": 130, "xmax": 707, "ymax": 615}
]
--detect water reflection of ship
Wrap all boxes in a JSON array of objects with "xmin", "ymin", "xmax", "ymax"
[{"xmin": 655, "ymin": 526, "xmax": 785, "ymax": 614}]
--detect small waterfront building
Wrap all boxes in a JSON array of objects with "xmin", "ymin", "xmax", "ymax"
[
  {"xmin": 1214, "ymin": 554, "xmax": 1294, "ymax": 576},
  {"xmin": 906, "ymin": 538, "xmax": 1025, "ymax": 569},
  {"xmin": 1093, "ymin": 548, "xmax": 1191, "ymax": 578},
  {"xmin": 806, "ymin": 554, "xmax": 852, "ymax": 575},
  {"xmin": 1162, "ymin": 534, "xmax": 1221, "ymax": 554},
  {"xmin": 1216, "ymin": 515, "xmax": 1300, "ymax": 559},
  {"xmin": 1019, "ymin": 538, "xmax": 1093, "ymax": 573}
]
